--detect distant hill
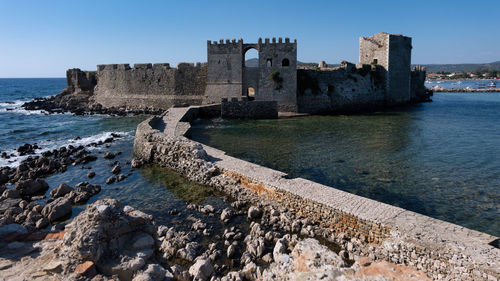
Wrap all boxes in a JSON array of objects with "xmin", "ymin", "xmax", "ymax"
[
  {"xmin": 417, "ymin": 61, "xmax": 500, "ymax": 73},
  {"xmin": 245, "ymin": 58, "xmax": 258, "ymax": 67}
]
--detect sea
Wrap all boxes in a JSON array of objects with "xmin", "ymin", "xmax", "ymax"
[{"xmin": 1, "ymin": 78, "xmax": 499, "ymax": 236}]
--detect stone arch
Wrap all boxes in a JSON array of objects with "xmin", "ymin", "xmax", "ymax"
[
  {"xmin": 244, "ymin": 47, "xmax": 259, "ymax": 67},
  {"xmin": 282, "ymin": 58, "xmax": 290, "ymax": 67}
]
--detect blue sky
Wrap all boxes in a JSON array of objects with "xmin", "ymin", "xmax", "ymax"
[{"xmin": 1, "ymin": 0, "xmax": 499, "ymax": 77}]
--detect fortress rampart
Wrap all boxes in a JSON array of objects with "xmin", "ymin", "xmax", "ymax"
[
  {"xmin": 58, "ymin": 33, "xmax": 431, "ymax": 115},
  {"xmin": 296, "ymin": 62, "xmax": 387, "ymax": 114},
  {"xmin": 91, "ymin": 62, "xmax": 207, "ymax": 112}
]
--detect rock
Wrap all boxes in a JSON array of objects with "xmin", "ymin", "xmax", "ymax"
[
  {"xmin": 131, "ymin": 159, "xmax": 143, "ymax": 169},
  {"xmin": 103, "ymin": 152, "xmax": 115, "ymax": 159},
  {"xmin": 49, "ymin": 183, "xmax": 74, "ymax": 198},
  {"xmin": 221, "ymin": 271, "xmax": 242, "ymax": 281},
  {"xmin": 17, "ymin": 143, "xmax": 34, "ymax": 156},
  {"xmin": 132, "ymin": 233, "xmax": 155, "ymax": 250},
  {"xmin": 227, "ymin": 244, "xmax": 237, "ymax": 259},
  {"xmin": 157, "ymin": 225, "xmax": 169, "ymax": 237},
  {"xmin": 247, "ymin": 206, "xmax": 262, "ymax": 219},
  {"xmin": 263, "ymin": 238, "xmax": 346, "ymax": 281},
  {"xmin": 0, "ymin": 198, "xmax": 22, "ymax": 215},
  {"xmin": 273, "ymin": 238, "xmax": 288, "ymax": 262},
  {"xmin": 74, "ymin": 261, "xmax": 97, "ymax": 279},
  {"xmin": 117, "ymin": 174, "xmax": 127, "ymax": 182},
  {"xmin": 0, "ymin": 223, "xmax": 27, "ymax": 238},
  {"xmin": 2, "ymin": 189, "xmax": 21, "ymax": 199},
  {"xmin": 111, "ymin": 165, "xmax": 121, "ymax": 174},
  {"xmin": 35, "ymin": 217, "xmax": 49, "ymax": 229},
  {"xmin": 13, "ymin": 179, "xmax": 49, "ymax": 197},
  {"xmin": 144, "ymin": 264, "xmax": 167, "ymax": 281},
  {"xmin": 106, "ymin": 176, "xmax": 116, "ymax": 184},
  {"xmin": 220, "ymin": 208, "xmax": 233, "ymax": 223},
  {"xmin": 87, "ymin": 171, "xmax": 96, "ymax": 178},
  {"xmin": 200, "ymin": 204, "xmax": 215, "ymax": 214},
  {"xmin": 18, "ymin": 200, "xmax": 29, "ymax": 209},
  {"xmin": 41, "ymin": 197, "xmax": 72, "ymax": 222},
  {"xmin": 178, "ymin": 242, "xmax": 200, "ymax": 261},
  {"xmin": 188, "ymin": 258, "xmax": 214, "ymax": 281},
  {"xmin": 192, "ymin": 221, "xmax": 207, "ymax": 231}
]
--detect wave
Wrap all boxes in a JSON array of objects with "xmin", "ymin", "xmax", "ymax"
[
  {"xmin": 0, "ymin": 100, "xmax": 25, "ymax": 108},
  {"xmin": 0, "ymin": 131, "xmax": 133, "ymax": 169}
]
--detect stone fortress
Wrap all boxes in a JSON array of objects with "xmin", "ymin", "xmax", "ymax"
[{"xmin": 64, "ymin": 32, "xmax": 431, "ymax": 116}]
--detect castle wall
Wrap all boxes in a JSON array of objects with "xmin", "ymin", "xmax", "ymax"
[
  {"xmin": 221, "ymin": 98, "xmax": 278, "ymax": 119},
  {"xmin": 387, "ymin": 35, "xmax": 412, "ymax": 104},
  {"xmin": 92, "ymin": 63, "xmax": 206, "ymax": 111},
  {"xmin": 297, "ymin": 62, "xmax": 386, "ymax": 114},
  {"xmin": 66, "ymin": 68, "xmax": 97, "ymax": 93}
]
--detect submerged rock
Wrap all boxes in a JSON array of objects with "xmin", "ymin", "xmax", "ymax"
[{"xmin": 49, "ymin": 183, "xmax": 74, "ymax": 198}]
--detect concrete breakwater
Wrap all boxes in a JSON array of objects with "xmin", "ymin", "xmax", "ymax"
[{"xmin": 133, "ymin": 104, "xmax": 500, "ymax": 280}]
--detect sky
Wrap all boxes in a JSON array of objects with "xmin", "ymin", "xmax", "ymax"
[{"xmin": 1, "ymin": 0, "xmax": 499, "ymax": 77}]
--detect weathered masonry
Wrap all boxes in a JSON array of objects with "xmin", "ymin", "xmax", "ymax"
[
  {"xmin": 62, "ymin": 32, "xmax": 431, "ymax": 115},
  {"xmin": 205, "ymin": 38, "xmax": 298, "ymax": 112},
  {"xmin": 359, "ymin": 32, "xmax": 412, "ymax": 104}
]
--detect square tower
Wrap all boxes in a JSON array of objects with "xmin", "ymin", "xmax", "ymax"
[
  {"xmin": 359, "ymin": 32, "xmax": 412, "ymax": 105},
  {"xmin": 205, "ymin": 37, "xmax": 298, "ymax": 112}
]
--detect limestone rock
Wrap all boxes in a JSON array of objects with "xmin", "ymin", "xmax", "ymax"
[
  {"xmin": 0, "ymin": 223, "xmax": 27, "ymax": 238},
  {"xmin": 14, "ymin": 179, "xmax": 49, "ymax": 197},
  {"xmin": 247, "ymin": 206, "xmax": 262, "ymax": 219},
  {"xmin": 111, "ymin": 165, "xmax": 121, "ymax": 174},
  {"xmin": 50, "ymin": 183, "xmax": 74, "ymax": 198},
  {"xmin": 188, "ymin": 258, "xmax": 214, "ymax": 281},
  {"xmin": 220, "ymin": 208, "xmax": 233, "ymax": 223},
  {"xmin": 41, "ymin": 197, "xmax": 72, "ymax": 222}
]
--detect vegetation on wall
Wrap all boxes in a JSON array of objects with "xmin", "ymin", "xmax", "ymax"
[{"xmin": 270, "ymin": 70, "xmax": 283, "ymax": 90}]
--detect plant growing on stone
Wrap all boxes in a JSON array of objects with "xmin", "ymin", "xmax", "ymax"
[{"xmin": 270, "ymin": 70, "xmax": 283, "ymax": 90}]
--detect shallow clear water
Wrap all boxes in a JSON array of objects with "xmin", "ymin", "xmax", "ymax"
[{"xmin": 190, "ymin": 92, "xmax": 500, "ymax": 236}]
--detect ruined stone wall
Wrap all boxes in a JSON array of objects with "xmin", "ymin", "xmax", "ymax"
[
  {"xmin": 221, "ymin": 98, "xmax": 278, "ymax": 119},
  {"xmin": 66, "ymin": 68, "xmax": 97, "ymax": 93},
  {"xmin": 411, "ymin": 66, "xmax": 431, "ymax": 102},
  {"xmin": 297, "ymin": 62, "xmax": 386, "ymax": 114},
  {"xmin": 92, "ymin": 63, "xmax": 206, "ymax": 112}
]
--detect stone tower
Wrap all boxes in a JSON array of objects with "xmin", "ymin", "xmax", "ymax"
[
  {"xmin": 205, "ymin": 37, "xmax": 297, "ymax": 111},
  {"xmin": 359, "ymin": 32, "xmax": 412, "ymax": 105}
]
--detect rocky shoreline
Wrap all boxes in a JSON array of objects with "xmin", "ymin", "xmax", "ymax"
[{"xmin": 21, "ymin": 88, "xmax": 164, "ymax": 116}]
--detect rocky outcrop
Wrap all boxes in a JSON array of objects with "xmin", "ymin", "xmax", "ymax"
[
  {"xmin": 55, "ymin": 199, "xmax": 169, "ymax": 280},
  {"xmin": 262, "ymin": 238, "xmax": 431, "ymax": 281}
]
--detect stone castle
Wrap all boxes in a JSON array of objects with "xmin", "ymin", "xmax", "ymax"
[{"xmin": 64, "ymin": 32, "xmax": 431, "ymax": 115}]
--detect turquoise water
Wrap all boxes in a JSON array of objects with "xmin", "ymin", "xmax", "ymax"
[
  {"xmin": 190, "ymin": 92, "xmax": 500, "ymax": 236},
  {"xmin": 1, "ymin": 79, "xmax": 499, "ymax": 236}
]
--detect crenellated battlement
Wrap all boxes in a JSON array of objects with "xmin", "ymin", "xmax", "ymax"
[{"xmin": 96, "ymin": 62, "xmax": 205, "ymax": 73}]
